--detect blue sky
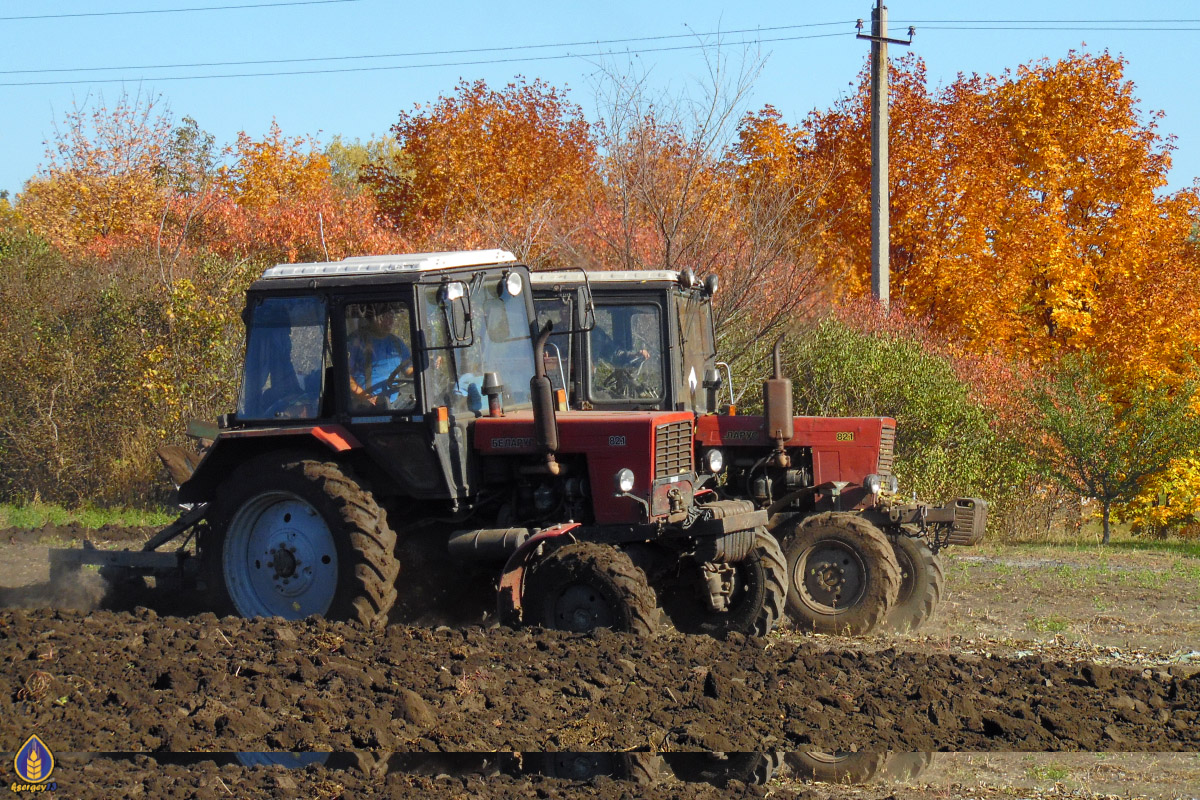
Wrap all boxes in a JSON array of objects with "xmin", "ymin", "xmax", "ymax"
[{"xmin": 3, "ymin": 0, "xmax": 1200, "ymax": 198}]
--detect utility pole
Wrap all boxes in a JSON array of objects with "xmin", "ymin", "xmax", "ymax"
[{"xmin": 856, "ymin": 4, "xmax": 913, "ymax": 311}]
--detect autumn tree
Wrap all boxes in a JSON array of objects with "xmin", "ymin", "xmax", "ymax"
[
  {"xmin": 582, "ymin": 51, "xmax": 828, "ymax": 362},
  {"xmin": 791, "ymin": 51, "xmax": 1200, "ymax": 383},
  {"xmin": 18, "ymin": 91, "xmax": 174, "ymax": 253},
  {"xmin": 1027, "ymin": 353, "xmax": 1200, "ymax": 543},
  {"xmin": 325, "ymin": 134, "xmax": 404, "ymax": 197},
  {"xmin": 363, "ymin": 78, "xmax": 597, "ymax": 267},
  {"xmin": 207, "ymin": 121, "xmax": 401, "ymax": 263}
]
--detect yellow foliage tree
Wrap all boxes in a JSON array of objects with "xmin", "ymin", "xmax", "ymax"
[
  {"xmin": 17, "ymin": 92, "xmax": 172, "ymax": 253},
  {"xmin": 219, "ymin": 121, "xmax": 331, "ymax": 210}
]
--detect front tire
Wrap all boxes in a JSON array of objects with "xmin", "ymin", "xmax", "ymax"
[
  {"xmin": 662, "ymin": 528, "xmax": 787, "ymax": 638},
  {"xmin": 886, "ymin": 535, "xmax": 945, "ymax": 633},
  {"xmin": 203, "ymin": 457, "xmax": 399, "ymax": 628},
  {"xmin": 523, "ymin": 542, "xmax": 659, "ymax": 636},
  {"xmin": 780, "ymin": 512, "xmax": 900, "ymax": 635}
]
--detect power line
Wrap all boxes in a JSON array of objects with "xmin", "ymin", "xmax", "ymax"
[
  {"xmin": 0, "ymin": 21, "xmax": 854, "ymax": 76},
  {"xmin": 0, "ymin": 0, "xmax": 362, "ymax": 22},
  {"xmin": 896, "ymin": 18, "xmax": 1200, "ymax": 24},
  {"xmin": 908, "ymin": 24, "xmax": 1200, "ymax": 31},
  {"xmin": 0, "ymin": 31, "xmax": 854, "ymax": 87}
]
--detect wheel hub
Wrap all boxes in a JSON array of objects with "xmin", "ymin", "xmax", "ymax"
[
  {"xmin": 795, "ymin": 541, "xmax": 866, "ymax": 613},
  {"xmin": 269, "ymin": 544, "xmax": 299, "ymax": 579},
  {"xmin": 553, "ymin": 584, "xmax": 614, "ymax": 631},
  {"xmin": 224, "ymin": 492, "xmax": 339, "ymax": 618}
]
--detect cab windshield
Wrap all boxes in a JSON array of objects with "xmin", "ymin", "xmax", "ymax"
[
  {"xmin": 589, "ymin": 303, "xmax": 664, "ymax": 404},
  {"xmin": 238, "ymin": 295, "xmax": 328, "ymax": 421},
  {"xmin": 423, "ymin": 274, "xmax": 536, "ymax": 416}
]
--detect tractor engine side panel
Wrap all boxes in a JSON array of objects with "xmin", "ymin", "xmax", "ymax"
[
  {"xmin": 696, "ymin": 413, "xmax": 895, "ymax": 487},
  {"xmin": 475, "ymin": 410, "xmax": 695, "ymax": 525}
]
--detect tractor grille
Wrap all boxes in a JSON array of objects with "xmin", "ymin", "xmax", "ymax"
[
  {"xmin": 655, "ymin": 419, "xmax": 694, "ymax": 479},
  {"xmin": 878, "ymin": 423, "xmax": 896, "ymax": 476}
]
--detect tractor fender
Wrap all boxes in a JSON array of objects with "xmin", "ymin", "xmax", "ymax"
[
  {"xmin": 496, "ymin": 521, "xmax": 582, "ymax": 627},
  {"xmin": 178, "ymin": 425, "xmax": 361, "ymax": 505}
]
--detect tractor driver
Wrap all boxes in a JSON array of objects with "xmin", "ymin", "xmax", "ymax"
[{"xmin": 346, "ymin": 302, "xmax": 415, "ymax": 412}]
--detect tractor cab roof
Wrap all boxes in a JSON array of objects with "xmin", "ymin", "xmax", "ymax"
[
  {"xmin": 251, "ymin": 249, "xmax": 519, "ymax": 290},
  {"xmin": 531, "ymin": 269, "xmax": 703, "ymax": 291}
]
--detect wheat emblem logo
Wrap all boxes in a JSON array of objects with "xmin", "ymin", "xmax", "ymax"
[{"xmin": 14, "ymin": 734, "xmax": 54, "ymax": 784}]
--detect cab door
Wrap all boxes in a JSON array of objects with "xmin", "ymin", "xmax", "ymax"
[{"xmin": 334, "ymin": 289, "xmax": 456, "ymax": 500}]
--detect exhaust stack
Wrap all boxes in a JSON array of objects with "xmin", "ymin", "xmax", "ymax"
[
  {"xmin": 530, "ymin": 320, "xmax": 561, "ymax": 475},
  {"xmin": 763, "ymin": 334, "xmax": 793, "ymax": 468}
]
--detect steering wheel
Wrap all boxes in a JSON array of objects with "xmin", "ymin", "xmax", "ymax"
[
  {"xmin": 263, "ymin": 392, "xmax": 314, "ymax": 419},
  {"xmin": 376, "ymin": 362, "xmax": 416, "ymax": 409}
]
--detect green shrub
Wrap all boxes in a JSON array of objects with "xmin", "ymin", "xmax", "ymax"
[
  {"xmin": 730, "ymin": 313, "xmax": 1033, "ymax": 530},
  {"xmin": 0, "ymin": 234, "xmax": 257, "ymax": 505}
]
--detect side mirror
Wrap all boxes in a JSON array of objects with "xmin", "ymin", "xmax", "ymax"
[{"xmin": 439, "ymin": 281, "xmax": 474, "ymax": 346}]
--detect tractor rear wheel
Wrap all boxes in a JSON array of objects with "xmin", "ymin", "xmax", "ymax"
[
  {"xmin": 780, "ymin": 512, "xmax": 900, "ymax": 635},
  {"xmin": 666, "ymin": 751, "xmax": 783, "ymax": 786},
  {"xmin": 662, "ymin": 528, "xmax": 787, "ymax": 638},
  {"xmin": 203, "ymin": 457, "xmax": 399, "ymax": 629},
  {"xmin": 523, "ymin": 542, "xmax": 659, "ymax": 636},
  {"xmin": 886, "ymin": 535, "xmax": 945, "ymax": 633}
]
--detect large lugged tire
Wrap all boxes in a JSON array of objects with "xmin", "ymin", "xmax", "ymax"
[
  {"xmin": 786, "ymin": 751, "xmax": 888, "ymax": 784},
  {"xmin": 780, "ymin": 512, "xmax": 900, "ymax": 635},
  {"xmin": 663, "ymin": 528, "xmax": 787, "ymax": 638},
  {"xmin": 523, "ymin": 542, "xmax": 659, "ymax": 636},
  {"xmin": 886, "ymin": 535, "xmax": 945, "ymax": 633},
  {"xmin": 202, "ymin": 457, "xmax": 399, "ymax": 628}
]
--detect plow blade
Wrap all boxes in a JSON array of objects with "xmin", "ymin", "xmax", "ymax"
[{"xmin": 48, "ymin": 542, "xmax": 187, "ymax": 582}]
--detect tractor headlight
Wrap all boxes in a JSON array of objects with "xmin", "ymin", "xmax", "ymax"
[
  {"xmin": 704, "ymin": 448, "xmax": 725, "ymax": 474},
  {"xmin": 864, "ymin": 473, "xmax": 883, "ymax": 495},
  {"xmin": 886, "ymin": 474, "xmax": 899, "ymax": 494},
  {"xmin": 504, "ymin": 270, "xmax": 524, "ymax": 297},
  {"xmin": 614, "ymin": 468, "xmax": 636, "ymax": 494}
]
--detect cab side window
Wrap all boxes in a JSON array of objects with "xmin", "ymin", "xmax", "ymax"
[{"xmin": 344, "ymin": 301, "xmax": 416, "ymax": 413}]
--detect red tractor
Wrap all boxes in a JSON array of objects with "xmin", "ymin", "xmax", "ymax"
[
  {"xmin": 50, "ymin": 251, "xmax": 787, "ymax": 638},
  {"xmin": 530, "ymin": 269, "xmax": 986, "ymax": 635}
]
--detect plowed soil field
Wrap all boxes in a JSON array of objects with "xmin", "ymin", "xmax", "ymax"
[{"xmin": 2, "ymin": 524, "xmax": 1199, "ymax": 798}]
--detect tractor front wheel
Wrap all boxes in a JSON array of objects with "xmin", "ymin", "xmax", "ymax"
[
  {"xmin": 780, "ymin": 512, "xmax": 900, "ymax": 635},
  {"xmin": 203, "ymin": 457, "xmax": 399, "ymax": 628},
  {"xmin": 886, "ymin": 534, "xmax": 945, "ymax": 633},
  {"xmin": 662, "ymin": 528, "xmax": 787, "ymax": 638},
  {"xmin": 523, "ymin": 542, "xmax": 659, "ymax": 636}
]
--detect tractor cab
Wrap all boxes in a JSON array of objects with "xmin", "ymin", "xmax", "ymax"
[
  {"xmin": 183, "ymin": 250, "xmax": 542, "ymax": 508},
  {"xmin": 532, "ymin": 270, "xmax": 725, "ymax": 415}
]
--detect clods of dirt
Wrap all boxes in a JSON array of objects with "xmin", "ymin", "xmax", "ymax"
[{"xmin": 1, "ymin": 608, "xmax": 1197, "ymax": 753}]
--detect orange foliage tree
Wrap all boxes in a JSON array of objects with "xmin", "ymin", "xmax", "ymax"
[
  {"xmin": 779, "ymin": 51, "xmax": 1200, "ymax": 383},
  {"xmin": 363, "ymin": 78, "xmax": 596, "ymax": 267},
  {"xmin": 204, "ymin": 121, "xmax": 401, "ymax": 264}
]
